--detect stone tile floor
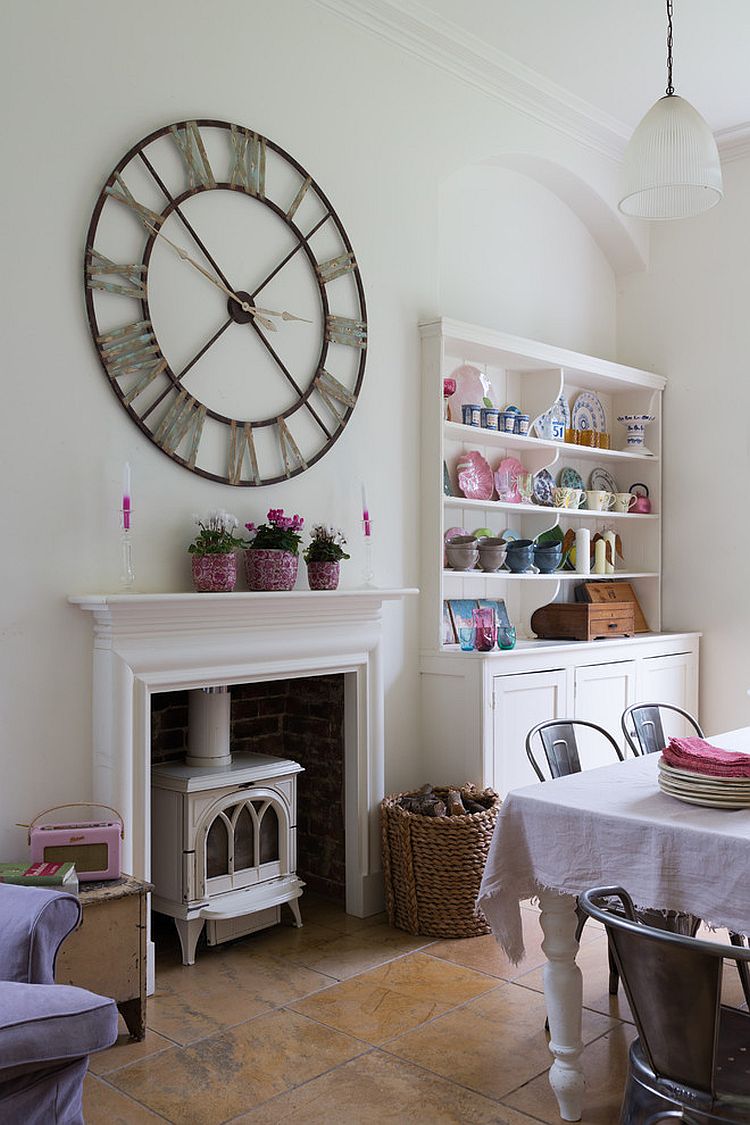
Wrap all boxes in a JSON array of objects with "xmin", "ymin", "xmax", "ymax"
[{"xmin": 83, "ymin": 898, "xmax": 746, "ymax": 1124}]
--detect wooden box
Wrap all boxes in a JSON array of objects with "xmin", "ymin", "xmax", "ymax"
[
  {"xmin": 56, "ymin": 875, "xmax": 151, "ymax": 1040},
  {"xmin": 531, "ymin": 601, "xmax": 636, "ymax": 642}
]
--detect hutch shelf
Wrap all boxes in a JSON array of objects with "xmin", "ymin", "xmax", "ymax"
[{"xmin": 419, "ymin": 318, "xmax": 699, "ymax": 796}]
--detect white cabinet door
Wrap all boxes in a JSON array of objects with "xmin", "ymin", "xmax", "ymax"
[
  {"xmin": 636, "ymin": 651, "xmax": 699, "ymax": 735},
  {"xmin": 493, "ymin": 670, "xmax": 567, "ymax": 795},
  {"xmin": 574, "ymin": 660, "xmax": 637, "ymax": 763}
]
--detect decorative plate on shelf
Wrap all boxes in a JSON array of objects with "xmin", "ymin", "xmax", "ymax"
[
  {"xmin": 536, "ymin": 525, "xmax": 574, "ymax": 570},
  {"xmin": 571, "ymin": 391, "xmax": 607, "ymax": 433},
  {"xmin": 557, "ymin": 466, "xmax": 585, "ymax": 492},
  {"xmin": 533, "ymin": 393, "xmax": 571, "ymax": 439},
  {"xmin": 494, "ymin": 457, "xmax": 525, "ymax": 504},
  {"xmin": 532, "ymin": 468, "xmax": 555, "ymax": 506},
  {"xmin": 501, "ymin": 528, "xmax": 521, "ymax": 542},
  {"xmin": 589, "ymin": 466, "xmax": 618, "ymax": 493},
  {"xmin": 456, "ymin": 450, "xmax": 494, "ymax": 501},
  {"xmin": 446, "ymin": 364, "xmax": 495, "ymax": 421}
]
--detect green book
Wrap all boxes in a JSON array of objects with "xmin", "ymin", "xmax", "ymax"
[{"xmin": 0, "ymin": 861, "xmax": 78, "ymax": 894}]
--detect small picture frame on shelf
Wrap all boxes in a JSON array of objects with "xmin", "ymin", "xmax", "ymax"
[
  {"xmin": 442, "ymin": 601, "xmax": 456, "ymax": 644},
  {"xmin": 446, "ymin": 599, "xmax": 478, "ymax": 640},
  {"xmin": 478, "ymin": 598, "xmax": 512, "ymax": 630}
]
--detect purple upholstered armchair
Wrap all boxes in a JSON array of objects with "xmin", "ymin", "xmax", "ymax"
[{"xmin": 0, "ymin": 883, "xmax": 118, "ymax": 1124}]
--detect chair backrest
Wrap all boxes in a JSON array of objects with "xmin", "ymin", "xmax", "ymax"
[
  {"xmin": 579, "ymin": 886, "xmax": 750, "ymax": 1097},
  {"xmin": 525, "ymin": 719, "xmax": 624, "ymax": 782},
  {"xmin": 621, "ymin": 703, "xmax": 704, "ymax": 757}
]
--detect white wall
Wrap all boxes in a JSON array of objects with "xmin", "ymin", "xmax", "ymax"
[
  {"xmin": 0, "ymin": 0, "xmax": 626, "ymax": 861},
  {"xmin": 618, "ymin": 157, "xmax": 750, "ymax": 735}
]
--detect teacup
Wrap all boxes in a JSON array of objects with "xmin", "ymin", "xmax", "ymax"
[
  {"xmin": 613, "ymin": 492, "xmax": 637, "ymax": 514},
  {"xmin": 553, "ymin": 486, "xmax": 583, "ymax": 509},
  {"xmin": 585, "ymin": 490, "xmax": 615, "ymax": 512}
]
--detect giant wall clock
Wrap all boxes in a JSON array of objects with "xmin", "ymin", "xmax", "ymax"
[{"xmin": 84, "ymin": 119, "xmax": 367, "ymax": 485}]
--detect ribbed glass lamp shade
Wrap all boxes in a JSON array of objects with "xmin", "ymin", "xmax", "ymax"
[{"xmin": 619, "ymin": 95, "xmax": 723, "ymax": 220}]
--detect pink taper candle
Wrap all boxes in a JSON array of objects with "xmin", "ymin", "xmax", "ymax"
[
  {"xmin": 361, "ymin": 483, "xmax": 371, "ymax": 537},
  {"xmin": 122, "ymin": 462, "xmax": 131, "ymax": 530}
]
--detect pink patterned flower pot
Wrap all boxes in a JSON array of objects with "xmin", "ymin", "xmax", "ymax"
[
  {"xmin": 191, "ymin": 553, "xmax": 237, "ymax": 593},
  {"xmin": 306, "ymin": 561, "xmax": 340, "ymax": 590},
  {"xmin": 244, "ymin": 548, "xmax": 299, "ymax": 591}
]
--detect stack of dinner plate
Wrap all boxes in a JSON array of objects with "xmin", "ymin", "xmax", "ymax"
[{"xmin": 658, "ymin": 758, "xmax": 750, "ymax": 809}]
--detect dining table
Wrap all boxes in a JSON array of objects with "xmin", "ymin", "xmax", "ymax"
[{"xmin": 477, "ymin": 726, "xmax": 750, "ymax": 1123}]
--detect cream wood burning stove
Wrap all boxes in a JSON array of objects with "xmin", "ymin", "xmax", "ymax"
[
  {"xmin": 70, "ymin": 588, "xmax": 416, "ymax": 985},
  {"xmin": 151, "ymin": 686, "xmax": 304, "ymax": 965}
]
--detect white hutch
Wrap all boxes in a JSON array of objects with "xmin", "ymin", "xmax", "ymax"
[{"xmin": 420, "ymin": 319, "xmax": 699, "ymax": 795}]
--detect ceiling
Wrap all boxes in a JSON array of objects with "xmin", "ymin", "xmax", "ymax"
[{"xmin": 407, "ymin": 0, "xmax": 750, "ymax": 134}]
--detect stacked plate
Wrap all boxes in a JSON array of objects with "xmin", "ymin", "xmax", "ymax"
[{"xmin": 658, "ymin": 759, "xmax": 750, "ymax": 809}]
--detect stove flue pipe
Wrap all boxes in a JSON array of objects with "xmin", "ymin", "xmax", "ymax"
[{"xmin": 186, "ymin": 685, "xmax": 232, "ymax": 768}]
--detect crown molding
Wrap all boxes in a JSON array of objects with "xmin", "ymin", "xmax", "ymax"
[
  {"xmin": 312, "ymin": 0, "xmax": 630, "ymax": 162},
  {"xmin": 313, "ymin": 0, "xmax": 746, "ymax": 169},
  {"xmin": 715, "ymin": 123, "xmax": 750, "ymax": 164}
]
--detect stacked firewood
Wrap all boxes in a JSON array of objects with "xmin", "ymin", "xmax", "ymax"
[{"xmin": 396, "ymin": 784, "xmax": 493, "ymax": 817}]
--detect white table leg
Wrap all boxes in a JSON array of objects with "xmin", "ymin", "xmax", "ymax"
[{"xmin": 538, "ymin": 889, "xmax": 584, "ymax": 1122}]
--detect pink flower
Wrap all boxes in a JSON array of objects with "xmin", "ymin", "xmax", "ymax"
[{"xmin": 245, "ymin": 521, "xmax": 256, "ymax": 532}]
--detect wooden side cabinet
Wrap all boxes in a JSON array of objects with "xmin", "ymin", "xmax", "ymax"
[{"xmin": 56, "ymin": 875, "xmax": 152, "ymax": 1040}]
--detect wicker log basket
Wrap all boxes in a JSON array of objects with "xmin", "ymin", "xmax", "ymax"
[{"xmin": 380, "ymin": 784, "xmax": 500, "ymax": 939}]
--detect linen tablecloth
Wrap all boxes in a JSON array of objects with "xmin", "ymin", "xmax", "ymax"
[{"xmin": 478, "ymin": 750, "xmax": 750, "ymax": 964}]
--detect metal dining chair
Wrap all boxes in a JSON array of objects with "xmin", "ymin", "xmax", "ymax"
[
  {"xmin": 579, "ymin": 885, "xmax": 750, "ymax": 1124},
  {"xmin": 525, "ymin": 719, "xmax": 625, "ymax": 995},
  {"xmin": 621, "ymin": 702, "xmax": 703, "ymax": 758},
  {"xmin": 525, "ymin": 717, "xmax": 625, "ymax": 782},
  {"xmin": 621, "ymin": 702, "xmax": 750, "ymax": 1008}
]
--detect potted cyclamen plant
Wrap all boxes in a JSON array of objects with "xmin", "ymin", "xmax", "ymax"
[
  {"xmin": 244, "ymin": 508, "xmax": 304, "ymax": 591},
  {"xmin": 304, "ymin": 525, "xmax": 350, "ymax": 590},
  {"xmin": 188, "ymin": 511, "xmax": 243, "ymax": 592}
]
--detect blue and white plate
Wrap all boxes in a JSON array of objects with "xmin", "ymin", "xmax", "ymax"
[
  {"xmin": 533, "ymin": 393, "xmax": 571, "ymax": 439},
  {"xmin": 571, "ymin": 391, "xmax": 607, "ymax": 433},
  {"xmin": 589, "ymin": 466, "xmax": 618, "ymax": 493},
  {"xmin": 532, "ymin": 468, "xmax": 555, "ymax": 506}
]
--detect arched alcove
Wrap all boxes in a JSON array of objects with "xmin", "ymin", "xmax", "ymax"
[{"xmin": 439, "ymin": 154, "xmax": 645, "ymax": 356}]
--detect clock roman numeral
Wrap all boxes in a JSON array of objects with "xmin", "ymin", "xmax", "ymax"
[
  {"xmin": 317, "ymin": 253, "xmax": 357, "ymax": 284},
  {"xmin": 277, "ymin": 417, "xmax": 307, "ymax": 478},
  {"xmin": 228, "ymin": 125, "xmax": 265, "ymax": 198},
  {"xmin": 96, "ymin": 319, "xmax": 168, "ymax": 403},
  {"xmin": 314, "ymin": 369, "xmax": 357, "ymax": 425},
  {"xmin": 86, "ymin": 251, "xmax": 147, "ymax": 299},
  {"xmin": 170, "ymin": 121, "xmax": 216, "ymax": 189},
  {"xmin": 227, "ymin": 421, "xmax": 260, "ymax": 485},
  {"xmin": 105, "ymin": 173, "xmax": 164, "ymax": 230},
  {"xmin": 285, "ymin": 176, "xmax": 311, "ymax": 222},
  {"xmin": 153, "ymin": 389, "xmax": 206, "ymax": 466},
  {"xmin": 325, "ymin": 315, "xmax": 367, "ymax": 349}
]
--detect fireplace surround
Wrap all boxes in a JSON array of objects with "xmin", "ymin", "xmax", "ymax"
[{"xmin": 71, "ymin": 589, "xmax": 415, "ymax": 979}]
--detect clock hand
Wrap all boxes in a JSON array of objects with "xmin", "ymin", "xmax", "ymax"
[
  {"xmin": 143, "ymin": 222, "xmax": 278, "ymax": 332},
  {"xmin": 253, "ymin": 306, "xmax": 312, "ymax": 324}
]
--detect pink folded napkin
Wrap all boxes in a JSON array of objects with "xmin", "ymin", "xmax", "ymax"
[{"xmin": 662, "ymin": 736, "xmax": 750, "ymax": 778}]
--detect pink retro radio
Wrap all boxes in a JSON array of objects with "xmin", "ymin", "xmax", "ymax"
[{"xmin": 28, "ymin": 804, "xmax": 123, "ymax": 881}]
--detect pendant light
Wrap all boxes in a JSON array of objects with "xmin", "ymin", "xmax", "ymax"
[{"xmin": 619, "ymin": 0, "xmax": 722, "ymax": 220}]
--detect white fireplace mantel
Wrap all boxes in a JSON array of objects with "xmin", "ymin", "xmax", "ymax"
[{"xmin": 70, "ymin": 588, "xmax": 417, "ymax": 922}]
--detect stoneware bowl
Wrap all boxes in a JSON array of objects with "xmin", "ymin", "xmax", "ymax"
[
  {"xmin": 504, "ymin": 538, "xmax": 534, "ymax": 551},
  {"xmin": 446, "ymin": 544, "xmax": 479, "ymax": 571},
  {"xmin": 534, "ymin": 545, "xmax": 562, "ymax": 574},
  {"xmin": 477, "ymin": 540, "xmax": 508, "ymax": 572},
  {"xmin": 504, "ymin": 546, "xmax": 535, "ymax": 573}
]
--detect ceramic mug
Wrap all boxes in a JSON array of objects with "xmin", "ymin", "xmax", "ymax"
[
  {"xmin": 553, "ymin": 486, "xmax": 583, "ymax": 509},
  {"xmin": 613, "ymin": 492, "xmax": 637, "ymax": 513},
  {"xmin": 585, "ymin": 490, "xmax": 615, "ymax": 512}
]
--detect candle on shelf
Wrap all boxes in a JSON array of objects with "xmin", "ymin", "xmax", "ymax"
[
  {"xmin": 575, "ymin": 528, "xmax": 590, "ymax": 576},
  {"xmin": 361, "ymin": 483, "xmax": 371, "ymax": 538},
  {"xmin": 593, "ymin": 537, "xmax": 607, "ymax": 575},
  {"xmin": 122, "ymin": 461, "xmax": 132, "ymax": 531},
  {"xmin": 604, "ymin": 530, "xmax": 616, "ymax": 575}
]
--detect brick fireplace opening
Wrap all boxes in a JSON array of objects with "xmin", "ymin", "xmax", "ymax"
[{"xmin": 151, "ymin": 674, "xmax": 346, "ymax": 901}]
